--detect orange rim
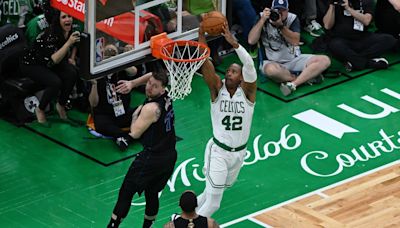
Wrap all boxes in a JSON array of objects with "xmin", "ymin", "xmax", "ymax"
[
  {"xmin": 159, "ymin": 40, "xmax": 210, "ymax": 63},
  {"xmin": 150, "ymin": 33, "xmax": 172, "ymax": 59},
  {"xmin": 151, "ymin": 33, "xmax": 210, "ymax": 63}
]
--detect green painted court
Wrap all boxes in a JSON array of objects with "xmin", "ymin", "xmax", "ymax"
[{"xmin": 1, "ymin": 50, "xmax": 400, "ymax": 227}]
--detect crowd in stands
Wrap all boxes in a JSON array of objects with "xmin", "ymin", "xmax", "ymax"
[
  {"xmin": 233, "ymin": 0, "xmax": 399, "ymax": 96},
  {"xmin": 21, "ymin": 10, "xmax": 80, "ymax": 124},
  {"xmin": 248, "ymin": 0, "xmax": 331, "ymax": 96},
  {"xmin": 0, "ymin": 0, "xmax": 399, "ymax": 147}
]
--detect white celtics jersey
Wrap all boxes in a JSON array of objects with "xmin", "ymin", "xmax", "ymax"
[{"xmin": 211, "ymin": 81, "xmax": 255, "ymax": 148}]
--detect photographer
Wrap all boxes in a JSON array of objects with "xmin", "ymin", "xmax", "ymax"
[
  {"xmin": 248, "ymin": 0, "xmax": 330, "ymax": 96},
  {"xmin": 323, "ymin": 0, "xmax": 397, "ymax": 71},
  {"xmin": 375, "ymin": 0, "xmax": 400, "ymax": 40}
]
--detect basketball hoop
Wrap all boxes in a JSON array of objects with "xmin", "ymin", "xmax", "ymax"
[{"xmin": 150, "ymin": 33, "xmax": 210, "ymax": 100}]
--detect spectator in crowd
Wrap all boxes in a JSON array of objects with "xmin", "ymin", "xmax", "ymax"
[
  {"xmin": 24, "ymin": 12, "xmax": 80, "ymax": 83},
  {"xmin": 248, "ymin": 0, "xmax": 330, "ymax": 96},
  {"xmin": 20, "ymin": 11, "xmax": 80, "ymax": 124},
  {"xmin": 251, "ymin": 0, "xmax": 313, "ymax": 29},
  {"xmin": 323, "ymin": 0, "xmax": 397, "ymax": 71},
  {"xmin": 231, "ymin": 0, "xmax": 257, "ymax": 42},
  {"xmin": 183, "ymin": 0, "xmax": 215, "ymax": 15},
  {"xmin": 121, "ymin": 44, "xmax": 139, "ymax": 77},
  {"xmin": 183, "ymin": 0, "xmax": 224, "ymax": 65},
  {"xmin": 230, "ymin": 0, "xmax": 258, "ymax": 57},
  {"xmin": 375, "ymin": 0, "xmax": 400, "ymax": 40},
  {"xmin": 303, "ymin": 0, "xmax": 325, "ymax": 37},
  {"xmin": 164, "ymin": 191, "xmax": 220, "ymax": 228},
  {"xmin": 25, "ymin": 14, "xmax": 49, "ymax": 45},
  {"xmin": 88, "ymin": 44, "xmax": 151, "ymax": 151},
  {"xmin": 0, "ymin": 0, "xmax": 43, "ymax": 28},
  {"xmin": 252, "ymin": 0, "xmax": 304, "ymax": 18},
  {"xmin": 25, "ymin": 10, "xmax": 84, "ymax": 46},
  {"xmin": 251, "ymin": 0, "xmax": 326, "ymax": 39},
  {"xmin": 146, "ymin": 1, "xmax": 176, "ymax": 33}
]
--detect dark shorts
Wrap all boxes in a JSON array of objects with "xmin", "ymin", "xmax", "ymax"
[{"xmin": 123, "ymin": 149, "xmax": 177, "ymax": 195}]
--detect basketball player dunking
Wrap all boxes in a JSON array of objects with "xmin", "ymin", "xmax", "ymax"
[{"xmin": 196, "ymin": 22, "xmax": 258, "ymax": 216}]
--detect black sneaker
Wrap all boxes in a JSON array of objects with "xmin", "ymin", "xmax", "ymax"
[
  {"xmin": 367, "ymin": 58, "xmax": 389, "ymax": 70},
  {"xmin": 171, "ymin": 213, "xmax": 181, "ymax": 221},
  {"xmin": 307, "ymin": 74, "xmax": 325, "ymax": 85},
  {"xmin": 115, "ymin": 136, "xmax": 129, "ymax": 151},
  {"xmin": 344, "ymin": 61, "xmax": 353, "ymax": 72}
]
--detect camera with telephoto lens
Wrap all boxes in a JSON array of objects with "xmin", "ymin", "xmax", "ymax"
[{"xmin": 269, "ymin": 9, "xmax": 280, "ymax": 22}]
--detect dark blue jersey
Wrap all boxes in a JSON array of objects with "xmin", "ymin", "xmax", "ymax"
[{"xmin": 140, "ymin": 92, "xmax": 176, "ymax": 152}]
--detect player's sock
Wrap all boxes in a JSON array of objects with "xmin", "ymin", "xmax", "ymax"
[
  {"xmin": 142, "ymin": 218, "xmax": 155, "ymax": 228},
  {"xmin": 126, "ymin": 134, "xmax": 134, "ymax": 144},
  {"xmin": 107, "ymin": 217, "xmax": 121, "ymax": 228}
]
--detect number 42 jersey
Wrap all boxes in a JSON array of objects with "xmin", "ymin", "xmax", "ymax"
[{"xmin": 211, "ymin": 80, "xmax": 255, "ymax": 149}]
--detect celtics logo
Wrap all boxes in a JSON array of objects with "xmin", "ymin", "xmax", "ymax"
[{"xmin": 24, "ymin": 96, "xmax": 39, "ymax": 113}]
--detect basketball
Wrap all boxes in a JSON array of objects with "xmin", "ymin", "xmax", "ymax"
[{"xmin": 201, "ymin": 11, "xmax": 227, "ymax": 36}]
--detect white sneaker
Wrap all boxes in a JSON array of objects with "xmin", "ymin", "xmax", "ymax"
[
  {"xmin": 368, "ymin": 58, "xmax": 389, "ymax": 69},
  {"xmin": 371, "ymin": 58, "xmax": 388, "ymax": 65},
  {"xmin": 280, "ymin": 82, "xmax": 297, "ymax": 96},
  {"xmin": 304, "ymin": 20, "xmax": 324, "ymax": 37}
]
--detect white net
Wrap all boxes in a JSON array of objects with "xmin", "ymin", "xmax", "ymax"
[{"xmin": 160, "ymin": 41, "xmax": 210, "ymax": 100}]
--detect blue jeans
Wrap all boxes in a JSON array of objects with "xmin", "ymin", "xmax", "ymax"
[{"xmin": 232, "ymin": 0, "xmax": 257, "ymax": 43}]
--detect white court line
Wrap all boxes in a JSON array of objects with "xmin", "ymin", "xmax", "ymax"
[
  {"xmin": 248, "ymin": 217, "xmax": 272, "ymax": 228},
  {"xmin": 316, "ymin": 192, "xmax": 330, "ymax": 199},
  {"xmin": 221, "ymin": 160, "xmax": 400, "ymax": 227}
]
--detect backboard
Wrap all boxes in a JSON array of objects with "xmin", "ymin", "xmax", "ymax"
[{"xmin": 52, "ymin": 0, "xmax": 227, "ymax": 77}]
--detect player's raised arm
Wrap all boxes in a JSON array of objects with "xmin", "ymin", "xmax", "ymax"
[
  {"xmin": 198, "ymin": 24, "xmax": 222, "ymax": 101},
  {"xmin": 221, "ymin": 24, "xmax": 257, "ymax": 103}
]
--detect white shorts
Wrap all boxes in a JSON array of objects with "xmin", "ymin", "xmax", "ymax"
[
  {"xmin": 203, "ymin": 138, "xmax": 246, "ymax": 189},
  {"xmin": 262, "ymin": 54, "xmax": 314, "ymax": 73}
]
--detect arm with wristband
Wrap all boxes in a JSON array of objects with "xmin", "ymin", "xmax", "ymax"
[
  {"xmin": 221, "ymin": 24, "xmax": 257, "ymax": 102},
  {"xmin": 234, "ymin": 45, "xmax": 257, "ymax": 83}
]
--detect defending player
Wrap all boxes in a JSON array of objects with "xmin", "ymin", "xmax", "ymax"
[{"xmin": 107, "ymin": 72, "xmax": 177, "ymax": 228}]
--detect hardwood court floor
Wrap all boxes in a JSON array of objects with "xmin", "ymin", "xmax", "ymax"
[{"xmin": 254, "ymin": 163, "xmax": 400, "ymax": 227}]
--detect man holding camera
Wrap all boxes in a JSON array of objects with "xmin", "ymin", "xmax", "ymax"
[
  {"xmin": 323, "ymin": 0, "xmax": 397, "ymax": 71},
  {"xmin": 249, "ymin": 0, "xmax": 330, "ymax": 96}
]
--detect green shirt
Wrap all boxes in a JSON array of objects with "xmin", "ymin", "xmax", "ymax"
[
  {"xmin": 25, "ymin": 13, "xmax": 47, "ymax": 44},
  {"xmin": 183, "ymin": 0, "xmax": 215, "ymax": 15},
  {"xmin": 0, "ymin": 0, "xmax": 41, "ymax": 27}
]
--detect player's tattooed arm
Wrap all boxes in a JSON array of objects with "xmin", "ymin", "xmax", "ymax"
[
  {"xmin": 131, "ymin": 105, "xmax": 143, "ymax": 124},
  {"xmin": 155, "ymin": 105, "xmax": 161, "ymax": 121},
  {"xmin": 129, "ymin": 103, "xmax": 159, "ymax": 139}
]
